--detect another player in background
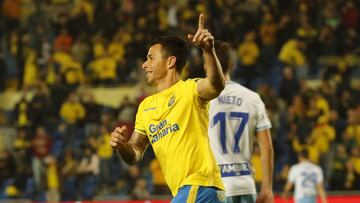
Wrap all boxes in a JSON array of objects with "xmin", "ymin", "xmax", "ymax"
[
  {"xmin": 208, "ymin": 41, "xmax": 274, "ymax": 203},
  {"xmin": 110, "ymin": 14, "xmax": 226, "ymax": 202},
  {"xmin": 283, "ymin": 149, "xmax": 328, "ymax": 203}
]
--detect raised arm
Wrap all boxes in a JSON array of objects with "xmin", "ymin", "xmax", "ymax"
[
  {"xmin": 188, "ymin": 14, "xmax": 225, "ymax": 100},
  {"xmin": 256, "ymin": 129, "xmax": 274, "ymax": 203},
  {"xmin": 110, "ymin": 126, "xmax": 150, "ymax": 165}
]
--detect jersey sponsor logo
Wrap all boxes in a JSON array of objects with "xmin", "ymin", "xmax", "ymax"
[
  {"xmin": 217, "ymin": 95, "xmax": 243, "ymax": 106},
  {"xmin": 148, "ymin": 119, "xmax": 180, "ymax": 144},
  {"xmin": 144, "ymin": 107, "xmax": 156, "ymax": 112},
  {"xmin": 168, "ymin": 95, "xmax": 175, "ymax": 107},
  {"xmin": 219, "ymin": 162, "xmax": 251, "ymax": 177}
]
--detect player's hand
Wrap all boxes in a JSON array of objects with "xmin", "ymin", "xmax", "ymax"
[
  {"xmin": 110, "ymin": 126, "xmax": 130, "ymax": 149},
  {"xmin": 256, "ymin": 190, "xmax": 274, "ymax": 203},
  {"xmin": 188, "ymin": 13, "xmax": 214, "ymax": 52}
]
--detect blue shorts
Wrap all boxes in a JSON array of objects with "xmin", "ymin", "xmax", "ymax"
[{"xmin": 172, "ymin": 185, "xmax": 225, "ymax": 203}]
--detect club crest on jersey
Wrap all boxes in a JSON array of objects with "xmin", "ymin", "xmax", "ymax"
[
  {"xmin": 217, "ymin": 190, "xmax": 225, "ymax": 202},
  {"xmin": 168, "ymin": 95, "xmax": 175, "ymax": 107}
]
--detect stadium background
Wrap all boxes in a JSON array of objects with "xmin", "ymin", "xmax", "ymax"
[{"xmin": 0, "ymin": 0, "xmax": 359, "ymax": 202}]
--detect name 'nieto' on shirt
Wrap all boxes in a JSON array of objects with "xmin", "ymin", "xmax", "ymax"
[{"xmin": 217, "ymin": 95, "xmax": 243, "ymax": 106}]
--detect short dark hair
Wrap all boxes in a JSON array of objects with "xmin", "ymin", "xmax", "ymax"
[
  {"xmin": 214, "ymin": 40, "xmax": 232, "ymax": 74},
  {"xmin": 148, "ymin": 36, "xmax": 188, "ymax": 73},
  {"xmin": 299, "ymin": 149, "xmax": 309, "ymax": 159}
]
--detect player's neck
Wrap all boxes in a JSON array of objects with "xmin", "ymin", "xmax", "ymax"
[{"xmin": 155, "ymin": 72, "xmax": 181, "ymax": 92}]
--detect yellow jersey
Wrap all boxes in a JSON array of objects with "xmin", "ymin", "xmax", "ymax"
[{"xmin": 135, "ymin": 79, "xmax": 224, "ymax": 196}]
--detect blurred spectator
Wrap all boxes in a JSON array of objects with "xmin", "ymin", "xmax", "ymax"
[
  {"xmin": 30, "ymin": 82, "xmax": 53, "ymax": 128},
  {"xmin": 61, "ymin": 148, "xmax": 78, "ymax": 179},
  {"xmin": 131, "ymin": 178, "xmax": 150, "ymax": 200},
  {"xmin": 0, "ymin": 52, "xmax": 5, "ymax": 91},
  {"xmin": 60, "ymin": 148, "xmax": 78, "ymax": 201},
  {"xmin": 279, "ymin": 67, "xmax": 300, "ymax": 105},
  {"xmin": 186, "ymin": 47, "xmax": 206, "ymax": 79},
  {"xmin": 348, "ymin": 146, "xmax": 360, "ymax": 190},
  {"xmin": 258, "ymin": 12, "xmax": 277, "ymax": 74},
  {"xmin": 277, "ymin": 13, "xmax": 296, "ymax": 48},
  {"xmin": 59, "ymin": 91, "xmax": 85, "ymax": 147},
  {"xmin": 96, "ymin": 126, "xmax": 113, "ymax": 192},
  {"xmin": 31, "ymin": 126, "xmax": 52, "ymax": 192},
  {"xmin": 278, "ymin": 36, "xmax": 308, "ymax": 79},
  {"xmin": 306, "ymin": 93, "xmax": 330, "ymax": 126},
  {"xmin": 344, "ymin": 109, "xmax": 360, "ymax": 146},
  {"xmin": 149, "ymin": 158, "xmax": 170, "ymax": 195},
  {"xmin": 296, "ymin": 14, "xmax": 317, "ymax": 40},
  {"xmin": 71, "ymin": 34, "xmax": 90, "ymax": 66},
  {"xmin": 2, "ymin": 31, "xmax": 22, "ymax": 90},
  {"xmin": 53, "ymin": 51, "xmax": 85, "ymax": 86},
  {"xmin": 259, "ymin": 13, "xmax": 277, "ymax": 47},
  {"xmin": 117, "ymin": 95, "xmax": 136, "ymax": 124},
  {"xmin": 94, "ymin": 1, "xmax": 118, "ymax": 39},
  {"xmin": 320, "ymin": 1, "xmax": 341, "ymax": 30},
  {"xmin": 12, "ymin": 128, "xmax": 32, "ymax": 193},
  {"xmin": 337, "ymin": 90, "xmax": 356, "ymax": 121},
  {"xmin": 319, "ymin": 81, "xmax": 337, "ymax": 110},
  {"xmin": 341, "ymin": 0, "xmax": 359, "ymax": 30},
  {"xmin": 22, "ymin": 49, "xmax": 38, "ymax": 90},
  {"xmin": 124, "ymin": 165, "xmax": 141, "ymax": 195},
  {"xmin": 60, "ymin": 91, "xmax": 85, "ymax": 125},
  {"xmin": 88, "ymin": 53, "xmax": 118, "ymax": 85},
  {"xmin": 44, "ymin": 156, "xmax": 60, "ymax": 202},
  {"xmin": 13, "ymin": 94, "xmax": 32, "ymax": 127},
  {"xmin": 82, "ymin": 93, "xmax": 102, "ymax": 137},
  {"xmin": 0, "ymin": 150, "xmax": 16, "ymax": 192},
  {"xmin": 72, "ymin": 0, "xmax": 94, "ymax": 26},
  {"xmin": 236, "ymin": 31, "xmax": 260, "ymax": 88},
  {"xmin": 317, "ymin": 25, "xmax": 337, "ymax": 56},
  {"xmin": 54, "ymin": 28, "xmax": 73, "ymax": 53},
  {"xmin": 77, "ymin": 146, "xmax": 99, "ymax": 200},
  {"xmin": 310, "ymin": 116, "xmax": 336, "ymax": 183},
  {"xmin": 330, "ymin": 144, "xmax": 350, "ymax": 190},
  {"xmin": 2, "ymin": 0, "xmax": 21, "ymax": 32},
  {"xmin": 0, "ymin": 108, "xmax": 8, "ymax": 126}
]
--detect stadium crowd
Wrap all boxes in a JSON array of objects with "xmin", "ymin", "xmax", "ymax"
[{"xmin": 0, "ymin": 0, "xmax": 359, "ymax": 201}]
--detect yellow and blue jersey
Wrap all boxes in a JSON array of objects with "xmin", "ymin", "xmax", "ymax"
[{"xmin": 135, "ymin": 79, "xmax": 224, "ymax": 196}]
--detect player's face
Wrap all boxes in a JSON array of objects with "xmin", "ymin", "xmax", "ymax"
[{"xmin": 142, "ymin": 44, "xmax": 168, "ymax": 85}]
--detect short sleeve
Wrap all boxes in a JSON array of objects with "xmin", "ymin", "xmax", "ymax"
[
  {"xmin": 187, "ymin": 78, "xmax": 208, "ymax": 107},
  {"xmin": 288, "ymin": 166, "xmax": 296, "ymax": 183},
  {"xmin": 255, "ymin": 94, "xmax": 272, "ymax": 132},
  {"xmin": 134, "ymin": 101, "xmax": 146, "ymax": 135},
  {"xmin": 316, "ymin": 167, "xmax": 324, "ymax": 184}
]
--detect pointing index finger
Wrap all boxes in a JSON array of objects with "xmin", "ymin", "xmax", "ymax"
[{"xmin": 198, "ymin": 13, "xmax": 205, "ymax": 30}]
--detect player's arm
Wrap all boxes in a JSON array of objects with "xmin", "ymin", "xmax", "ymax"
[
  {"xmin": 110, "ymin": 126, "xmax": 150, "ymax": 165},
  {"xmin": 256, "ymin": 129, "xmax": 274, "ymax": 203},
  {"xmin": 316, "ymin": 182, "xmax": 328, "ymax": 203},
  {"xmin": 188, "ymin": 14, "xmax": 225, "ymax": 101},
  {"xmin": 282, "ymin": 181, "xmax": 293, "ymax": 199}
]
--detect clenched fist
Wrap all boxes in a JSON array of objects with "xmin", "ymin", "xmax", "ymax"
[{"xmin": 110, "ymin": 126, "xmax": 130, "ymax": 149}]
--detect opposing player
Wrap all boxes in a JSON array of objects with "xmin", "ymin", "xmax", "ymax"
[
  {"xmin": 283, "ymin": 149, "xmax": 328, "ymax": 203},
  {"xmin": 208, "ymin": 41, "xmax": 274, "ymax": 203},
  {"xmin": 110, "ymin": 14, "xmax": 226, "ymax": 202}
]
